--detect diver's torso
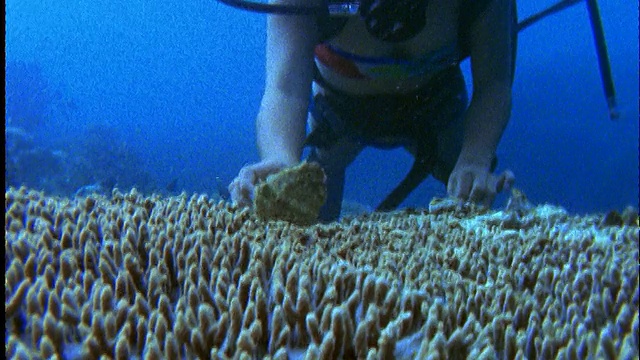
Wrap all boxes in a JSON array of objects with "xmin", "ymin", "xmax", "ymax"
[{"xmin": 315, "ymin": 0, "xmax": 462, "ymax": 95}]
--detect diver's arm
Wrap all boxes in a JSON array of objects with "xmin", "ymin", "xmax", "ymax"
[
  {"xmin": 257, "ymin": 2, "xmax": 320, "ymax": 165},
  {"xmin": 458, "ymin": 0, "xmax": 515, "ymax": 168}
]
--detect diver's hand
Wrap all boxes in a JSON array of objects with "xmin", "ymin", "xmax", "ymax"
[
  {"xmin": 447, "ymin": 160, "xmax": 515, "ymax": 207},
  {"xmin": 228, "ymin": 159, "xmax": 293, "ymax": 207}
]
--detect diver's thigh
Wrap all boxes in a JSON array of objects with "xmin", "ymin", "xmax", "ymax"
[{"xmin": 307, "ymin": 105, "xmax": 364, "ymax": 170}]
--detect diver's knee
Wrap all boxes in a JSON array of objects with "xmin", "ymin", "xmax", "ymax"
[
  {"xmin": 318, "ymin": 201, "xmax": 341, "ymax": 223},
  {"xmin": 320, "ymin": 166, "xmax": 347, "ymax": 222},
  {"xmin": 318, "ymin": 180, "xmax": 344, "ymax": 222}
]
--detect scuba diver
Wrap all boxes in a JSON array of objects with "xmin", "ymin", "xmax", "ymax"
[{"xmin": 225, "ymin": 0, "xmax": 617, "ymax": 222}]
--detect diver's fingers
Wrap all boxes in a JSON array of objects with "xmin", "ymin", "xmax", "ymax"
[
  {"xmin": 230, "ymin": 160, "xmax": 292, "ymax": 207},
  {"xmin": 468, "ymin": 174, "xmax": 492, "ymax": 206},
  {"xmin": 236, "ymin": 161, "xmax": 284, "ymax": 187},
  {"xmin": 229, "ymin": 170, "xmax": 255, "ymax": 207},
  {"xmin": 494, "ymin": 170, "xmax": 515, "ymax": 193},
  {"xmin": 448, "ymin": 170, "xmax": 473, "ymax": 201},
  {"xmin": 228, "ymin": 178, "xmax": 244, "ymax": 206},
  {"xmin": 251, "ymin": 160, "xmax": 289, "ymax": 180},
  {"xmin": 231, "ymin": 180, "xmax": 254, "ymax": 207},
  {"xmin": 472, "ymin": 170, "xmax": 515, "ymax": 208},
  {"xmin": 237, "ymin": 165, "xmax": 258, "ymax": 186}
]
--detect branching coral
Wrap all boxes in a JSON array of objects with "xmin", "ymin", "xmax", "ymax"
[{"xmin": 4, "ymin": 187, "xmax": 639, "ymax": 359}]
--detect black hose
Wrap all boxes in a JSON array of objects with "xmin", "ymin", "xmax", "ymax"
[
  {"xmin": 215, "ymin": 0, "xmax": 325, "ymax": 15},
  {"xmin": 585, "ymin": 0, "xmax": 619, "ymax": 119},
  {"xmin": 517, "ymin": 0, "xmax": 583, "ymax": 32},
  {"xmin": 518, "ymin": 0, "xmax": 619, "ymax": 119}
]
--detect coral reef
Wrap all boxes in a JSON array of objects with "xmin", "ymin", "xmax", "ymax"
[
  {"xmin": 254, "ymin": 161, "xmax": 327, "ymax": 226},
  {"xmin": 67, "ymin": 124, "xmax": 156, "ymax": 195},
  {"xmin": 5, "ymin": 126, "xmax": 67, "ymax": 191},
  {"xmin": 5, "ymin": 59, "xmax": 156, "ymax": 196},
  {"xmin": 4, "ymin": 187, "xmax": 639, "ymax": 359},
  {"xmin": 6, "ymin": 123, "xmax": 156, "ymax": 197}
]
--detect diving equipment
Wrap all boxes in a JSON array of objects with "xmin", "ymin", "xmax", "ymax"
[
  {"xmin": 517, "ymin": 0, "xmax": 618, "ymax": 119},
  {"xmin": 215, "ymin": 0, "xmax": 325, "ymax": 14},
  {"xmin": 585, "ymin": 0, "xmax": 619, "ymax": 119},
  {"xmin": 217, "ymin": 0, "xmax": 430, "ymax": 42},
  {"xmin": 359, "ymin": 0, "xmax": 428, "ymax": 42},
  {"xmin": 217, "ymin": 0, "xmax": 618, "ymax": 119}
]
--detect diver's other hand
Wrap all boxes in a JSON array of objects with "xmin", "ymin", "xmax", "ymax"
[
  {"xmin": 228, "ymin": 160, "xmax": 292, "ymax": 207},
  {"xmin": 447, "ymin": 161, "xmax": 515, "ymax": 207}
]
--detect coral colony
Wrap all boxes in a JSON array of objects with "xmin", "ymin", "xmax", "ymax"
[{"xmin": 4, "ymin": 168, "xmax": 639, "ymax": 359}]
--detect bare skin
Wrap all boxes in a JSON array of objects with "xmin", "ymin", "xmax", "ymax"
[{"xmin": 229, "ymin": 0, "xmax": 515, "ymax": 211}]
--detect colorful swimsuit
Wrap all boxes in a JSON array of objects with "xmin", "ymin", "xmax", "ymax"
[
  {"xmin": 314, "ymin": 41, "xmax": 461, "ymax": 81},
  {"xmin": 308, "ymin": 40, "xmax": 468, "ymax": 149}
]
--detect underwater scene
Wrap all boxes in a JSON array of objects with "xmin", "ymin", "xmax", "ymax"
[{"xmin": 5, "ymin": 0, "xmax": 639, "ymax": 359}]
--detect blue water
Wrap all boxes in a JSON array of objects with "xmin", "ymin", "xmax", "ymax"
[{"xmin": 5, "ymin": 0, "xmax": 638, "ymax": 215}]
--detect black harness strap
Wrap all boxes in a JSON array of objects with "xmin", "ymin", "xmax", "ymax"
[{"xmin": 376, "ymin": 136, "xmax": 437, "ymax": 211}]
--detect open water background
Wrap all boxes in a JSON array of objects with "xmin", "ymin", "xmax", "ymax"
[{"xmin": 5, "ymin": 0, "xmax": 639, "ymax": 214}]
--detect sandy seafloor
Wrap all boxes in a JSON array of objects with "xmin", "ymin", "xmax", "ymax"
[{"xmin": 5, "ymin": 187, "xmax": 639, "ymax": 359}]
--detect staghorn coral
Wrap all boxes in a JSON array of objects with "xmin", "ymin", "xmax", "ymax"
[{"xmin": 4, "ymin": 186, "xmax": 639, "ymax": 360}]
